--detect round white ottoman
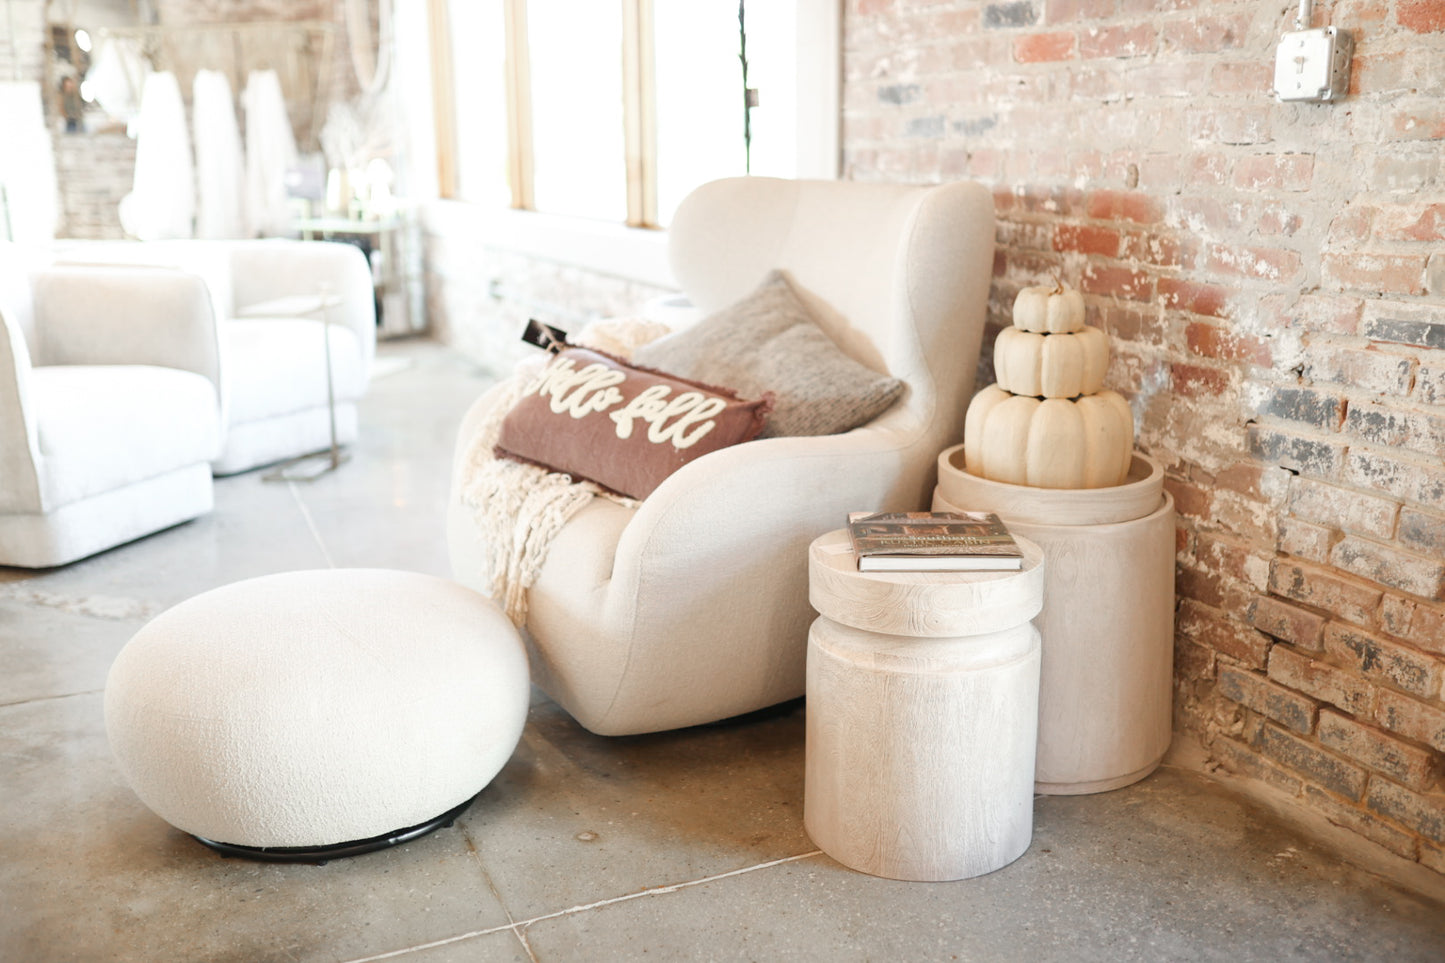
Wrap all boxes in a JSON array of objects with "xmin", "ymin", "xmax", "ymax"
[{"xmin": 104, "ymin": 569, "xmax": 529, "ymax": 861}]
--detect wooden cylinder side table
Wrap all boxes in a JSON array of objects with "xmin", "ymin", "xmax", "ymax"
[
  {"xmin": 803, "ymin": 530, "xmax": 1045, "ymax": 882},
  {"xmin": 934, "ymin": 448, "xmax": 1177, "ymax": 795}
]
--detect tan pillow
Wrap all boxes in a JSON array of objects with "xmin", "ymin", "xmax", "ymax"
[
  {"xmin": 632, "ymin": 271, "xmax": 904, "ymax": 438},
  {"xmin": 495, "ymin": 347, "xmax": 772, "ymax": 500}
]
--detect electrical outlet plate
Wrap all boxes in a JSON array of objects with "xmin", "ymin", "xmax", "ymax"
[{"xmin": 1274, "ymin": 26, "xmax": 1353, "ymax": 102}]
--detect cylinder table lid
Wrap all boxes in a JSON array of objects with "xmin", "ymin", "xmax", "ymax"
[
  {"xmin": 934, "ymin": 446, "xmax": 1165, "ymax": 527},
  {"xmin": 808, "ymin": 529, "xmax": 1045, "ymax": 638}
]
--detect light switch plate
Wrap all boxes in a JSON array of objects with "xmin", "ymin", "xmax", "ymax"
[{"xmin": 1274, "ymin": 27, "xmax": 1353, "ymax": 102}]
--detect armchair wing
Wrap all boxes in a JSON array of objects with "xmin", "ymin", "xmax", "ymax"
[{"xmin": 448, "ymin": 177, "xmax": 996, "ymax": 735}]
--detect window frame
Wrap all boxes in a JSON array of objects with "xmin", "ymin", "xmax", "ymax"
[{"xmin": 422, "ymin": 0, "xmax": 838, "ymax": 286}]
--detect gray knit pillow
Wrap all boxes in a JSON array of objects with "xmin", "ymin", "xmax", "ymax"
[{"xmin": 632, "ymin": 271, "xmax": 903, "ymax": 438}]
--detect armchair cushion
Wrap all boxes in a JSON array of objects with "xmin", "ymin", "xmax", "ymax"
[
  {"xmin": 31, "ymin": 364, "xmax": 221, "ymax": 508},
  {"xmin": 222, "ymin": 319, "xmax": 366, "ymax": 423},
  {"xmin": 495, "ymin": 347, "xmax": 772, "ymax": 500},
  {"xmin": 632, "ymin": 270, "xmax": 904, "ymax": 439}
]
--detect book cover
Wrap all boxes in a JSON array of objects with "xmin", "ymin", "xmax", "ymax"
[{"xmin": 846, "ymin": 511, "xmax": 1023, "ymax": 572}]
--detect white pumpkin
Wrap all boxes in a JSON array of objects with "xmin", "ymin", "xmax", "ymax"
[
  {"xmin": 963, "ymin": 385, "xmax": 1134, "ymax": 489},
  {"xmin": 993, "ymin": 325, "xmax": 1110, "ymax": 398},
  {"xmin": 1013, "ymin": 281, "xmax": 1086, "ymax": 333}
]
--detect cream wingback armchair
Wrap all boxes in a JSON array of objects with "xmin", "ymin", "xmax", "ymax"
[
  {"xmin": 447, "ymin": 177, "xmax": 997, "ymax": 736},
  {"xmin": 0, "ymin": 260, "xmax": 223, "ymax": 568}
]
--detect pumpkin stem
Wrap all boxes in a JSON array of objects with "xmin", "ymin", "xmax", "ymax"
[{"xmin": 1051, "ymin": 272, "xmax": 1065, "ymax": 295}]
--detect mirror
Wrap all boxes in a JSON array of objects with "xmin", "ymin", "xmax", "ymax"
[{"xmin": 45, "ymin": 0, "xmax": 153, "ymax": 135}]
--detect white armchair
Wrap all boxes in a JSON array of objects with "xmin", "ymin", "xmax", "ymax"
[
  {"xmin": 446, "ymin": 177, "xmax": 997, "ymax": 736},
  {"xmin": 0, "ymin": 261, "xmax": 223, "ymax": 568},
  {"xmin": 51, "ymin": 238, "xmax": 376, "ymax": 475}
]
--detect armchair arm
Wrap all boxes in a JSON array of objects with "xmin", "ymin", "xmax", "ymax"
[
  {"xmin": 28, "ymin": 266, "xmax": 222, "ymax": 395},
  {"xmin": 0, "ymin": 310, "xmax": 42, "ymax": 513},
  {"xmin": 226, "ymin": 239, "xmax": 377, "ymax": 377},
  {"xmin": 613, "ymin": 417, "xmax": 933, "ymax": 603}
]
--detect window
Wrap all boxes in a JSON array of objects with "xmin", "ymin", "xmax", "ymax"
[{"xmin": 431, "ymin": 0, "xmax": 836, "ymax": 229}]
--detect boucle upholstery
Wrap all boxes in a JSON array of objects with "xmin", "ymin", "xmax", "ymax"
[
  {"xmin": 0, "ymin": 262, "xmax": 223, "ymax": 568},
  {"xmin": 105, "ymin": 569, "xmax": 530, "ymax": 850},
  {"xmin": 448, "ymin": 177, "xmax": 996, "ymax": 736}
]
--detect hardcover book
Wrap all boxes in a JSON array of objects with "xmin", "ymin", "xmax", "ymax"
[{"xmin": 846, "ymin": 511, "xmax": 1024, "ymax": 572}]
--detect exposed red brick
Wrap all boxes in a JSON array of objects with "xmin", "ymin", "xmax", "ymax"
[
  {"xmin": 1318, "ymin": 710, "xmax": 1439, "ymax": 789},
  {"xmin": 1398, "ymin": 0, "xmax": 1445, "ymax": 33},
  {"xmin": 1409, "ymin": 603, "xmax": 1445, "ymax": 655},
  {"xmin": 1085, "ymin": 189, "xmax": 1161, "ymax": 224},
  {"xmin": 1175, "ymin": 633, "xmax": 1215, "ymax": 681},
  {"xmin": 1185, "ymin": 321, "xmax": 1271, "ymax": 365},
  {"xmin": 1253, "ymin": 723, "xmax": 1367, "ymax": 800},
  {"xmin": 1180, "ymin": 599, "xmax": 1272, "ymax": 668},
  {"xmin": 1323, "ymin": 622, "xmax": 1443, "ymax": 699},
  {"xmin": 1269, "ymin": 561, "xmax": 1382, "ymax": 627},
  {"xmin": 1163, "ymin": 476, "xmax": 1211, "ymax": 519},
  {"xmin": 1218, "ymin": 666, "xmax": 1318, "ymax": 733},
  {"xmin": 1170, "ymin": 362, "xmax": 1229, "ymax": 398},
  {"xmin": 1211, "ymin": 735, "xmax": 1305, "ymax": 796},
  {"xmin": 1053, "ymin": 223, "xmax": 1120, "ymax": 256},
  {"xmin": 1374, "ymin": 203, "xmax": 1445, "ymax": 242},
  {"xmin": 1158, "ymin": 278, "xmax": 1231, "ymax": 319},
  {"xmin": 1015, "ymin": 31, "xmax": 1076, "ymax": 64},
  {"xmin": 1080, "ymin": 264, "xmax": 1154, "ymax": 301},
  {"xmin": 1097, "ymin": 302, "xmax": 1167, "ymax": 344},
  {"xmin": 1248, "ymin": 596, "xmax": 1327, "ymax": 651},
  {"xmin": 1366, "ymin": 780, "xmax": 1445, "ymax": 844},
  {"xmin": 1301, "ymin": 786, "xmax": 1419, "ymax": 859},
  {"xmin": 1268, "ymin": 645, "xmax": 1377, "ymax": 717},
  {"xmin": 1322, "ymin": 253, "xmax": 1428, "ymax": 296},
  {"xmin": 1376, "ymin": 689, "xmax": 1445, "ymax": 753},
  {"xmin": 1184, "ymin": 152, "xmax": 1232, "ymax": 187},
  {"xmin": 1120, "ymin": 231, "xmax": 1183, "ymax": 267},
  {"xmin": 1422, "ymin": 840, "xmax": 1445, "ymax": 874}
]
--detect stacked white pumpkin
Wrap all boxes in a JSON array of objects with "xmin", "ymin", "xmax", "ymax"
[{"xmin": 963, "ymin": 282, "xmax": 1134, "ymax": 490}]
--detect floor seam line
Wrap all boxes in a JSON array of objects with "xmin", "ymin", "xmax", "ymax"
[
  {"xmin": 287, "ymin": 480, "xmax": 336, "ymax": 568},
  {"xmin": 334, "ymin": 923, "xmax": 518, "ymax": 963},
  {"xmin": 511, "ymin": 849, "xmax": 826, "ymax": 929},
  {"xmin": 1, "ymin": 688, "xmax": 103, "ymax": 709},
  {"xmin": 333, "ymin": 850, "xmax": 825, "ymax": 963}
]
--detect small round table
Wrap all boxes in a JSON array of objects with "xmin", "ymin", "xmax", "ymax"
[{"xmin": 803, "ymin": 530, "xmax": 1045, "ymax": 881}]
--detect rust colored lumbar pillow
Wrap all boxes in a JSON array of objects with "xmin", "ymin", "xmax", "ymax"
[{"xmin": 494, "ymin": 347, "xmax": 773, "ymax": 500}]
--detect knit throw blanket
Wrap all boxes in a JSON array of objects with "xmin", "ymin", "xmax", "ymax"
[{"xmin": 458, "ymin": 319, "xmax": 665, "ymax": 626}]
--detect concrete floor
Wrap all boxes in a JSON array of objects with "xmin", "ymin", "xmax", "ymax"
[{"xmin": 2, "ymin": 338, "xmax": 1443, "ymax": 962}]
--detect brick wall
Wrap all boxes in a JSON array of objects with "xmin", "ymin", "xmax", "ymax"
[
  {"xmin": 843, "ymin": 0, "xmax": 1444, "ymax": 871},
  {"xmin": 423, "ymin": 229, "xmax": 670, "ymax": 375},
  {"xmin": 52, "ymin": 132, "xmax": 136, "ymax": 239}
]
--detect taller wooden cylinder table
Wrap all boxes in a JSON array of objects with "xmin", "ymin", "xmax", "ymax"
[
  {"xmin": 804, "ymin": 530, "xmax": 1046, "ymax": 881},
  {"xmin": 934, "ymin": 448, "xmax": 1176, "ymax": 795}
]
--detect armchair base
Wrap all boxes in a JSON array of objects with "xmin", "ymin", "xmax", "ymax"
[{"xmin": 0, "ymin": 463, "xmax": 213, "ymax": 568}]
